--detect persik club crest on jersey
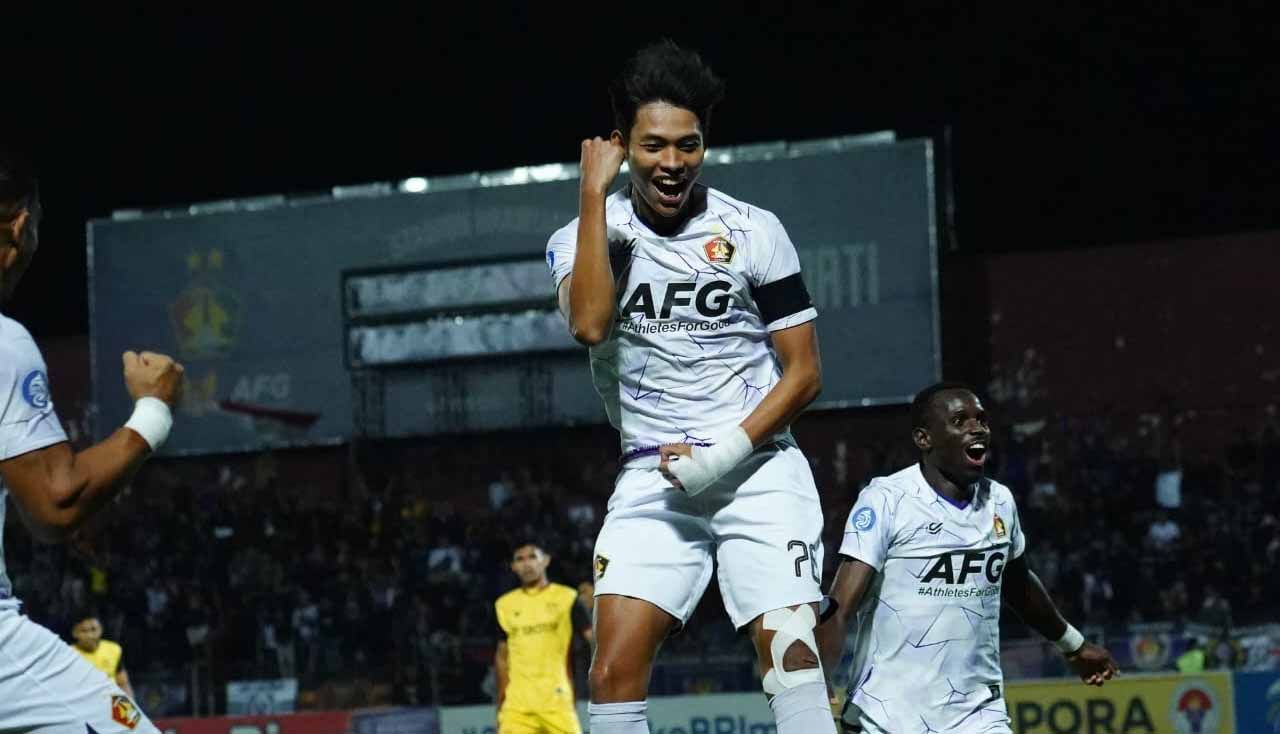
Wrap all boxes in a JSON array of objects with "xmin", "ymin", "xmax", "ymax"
[
  {"xmin": 703, "ymin": 236, "xmax": 735, "ymax": 264},
  {"xmin": 594, "ymin": 555, "xmax": 609, "ymax": 580},
  {"xmin": 111, "ymin": 694, "xmax": 142, "ymax": 730},
  {"xmin": 993, "ymin": 515, "xmax": 1007, "ymax": 538}
]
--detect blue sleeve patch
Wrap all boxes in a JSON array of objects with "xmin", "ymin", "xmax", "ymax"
[
  {"xmin": 850, "ymin": 506, "xmax": 876, "ymax": 533},
  {"xmin": 21, "ymin": 370, "xmax": 50, "ymax": 409}
]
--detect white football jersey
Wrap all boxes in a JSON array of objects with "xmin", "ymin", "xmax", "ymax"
[
  {"xmin": 0, "ymin": 313, "xmax": 68, "ymax": 603},
  {"xmin": 546, "ymin": 186, "xmax": 816, "ymax": 462},
  {"xmin": 838, "ymin": 463, "xmax": 1026, "ymax": 734}
]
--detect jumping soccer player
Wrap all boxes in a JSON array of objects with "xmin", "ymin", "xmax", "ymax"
[
  {"xmin": 547, "ymin": 41, "xmax": 832, "ymax": 734},
  {"xmin": 0, "ymin": 148, "xmax": 183, "ymax": 733},
  {"xmin": 817, "ymin": 383, "xmax": 1118, "ymax": 733}
]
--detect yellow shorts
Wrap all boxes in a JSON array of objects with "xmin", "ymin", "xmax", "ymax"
[{"xmin": 497, "ymin": 707, "xmax": 582, "ymax": 734}]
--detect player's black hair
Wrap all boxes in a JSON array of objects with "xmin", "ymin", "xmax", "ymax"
[
  {"xmin": 911, "ymin": 382, "xmax": 979, "ymax": 431},
  {"xmin": 0, "ymin": 147, "xmax": 39, "ymax": 249},
  {"xmin": 71, "ymin": 607, "xmax": 101, "ymax": 627},
  {"xmin": 510, "ymin": 538, "xmax": 547, "ymax": 557},
  {"xmin": 0, "ymin": 147, "xmax": 38, "ymax": 216},
  {"xmin": 610, "ymin": 39, "xmax": 726, "ymax": 140}
]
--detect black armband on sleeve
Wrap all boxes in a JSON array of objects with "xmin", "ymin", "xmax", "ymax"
[{"xmin": 751, "ymin": 273, "xmax": 813, "ymax": 324}]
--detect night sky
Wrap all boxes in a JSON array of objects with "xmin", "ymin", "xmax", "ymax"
[{"xmin": 6, "ymin": 6, "xmax": 1277, "ymax": 337}]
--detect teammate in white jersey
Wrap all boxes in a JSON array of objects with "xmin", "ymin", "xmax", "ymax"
[
  {"xmin": 547, "ymin": 41, "xmax": 832, "ymax": 734},
  {"xmin": 816, "ymin": 383, "xmax": 1118, "ymax": 733},
  {"xmin": 0, "ymin": 149, "xmax": 184, "ymax": 733}
]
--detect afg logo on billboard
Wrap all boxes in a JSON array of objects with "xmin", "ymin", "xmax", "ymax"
[{"xmin": 1170, "ymin": 680, "xmax": 1221, "ymax": 734}]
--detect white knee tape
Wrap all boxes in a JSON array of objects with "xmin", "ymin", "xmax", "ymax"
[{"xmin": 760, "ymin": 605, "xmax": 824, "ymax": 696}]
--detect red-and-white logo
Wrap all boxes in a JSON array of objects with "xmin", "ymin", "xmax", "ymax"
[
  {"xmin": 1171, "ymin": 681, "xmax": 1220, "ymax": 734},
  {"xmin": 703, "ymin": 237, "xmax": 735, "ymax": 264},
  {"xmin": 111, "ymin": 694, "xmax": 141, "ymax": 730}
]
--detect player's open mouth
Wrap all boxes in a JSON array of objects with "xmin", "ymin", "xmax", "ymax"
[
  {"xmin": 652, "ymin": 177, "xmax": 687, "ymax": 209},
  {"xmin": 964, "ymin": 442, "xmax": 988, "ymax": 466}
]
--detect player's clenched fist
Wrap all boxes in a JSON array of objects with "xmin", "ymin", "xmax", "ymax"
[
  {"xmin": 579, "ymin": 136, "xmax": 626, "ymax": 197},
  {"xmin": 122, "ymin": 350, "xmax": 185, "ymax": 406}
]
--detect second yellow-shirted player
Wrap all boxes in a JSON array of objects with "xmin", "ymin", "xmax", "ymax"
[
  {"xmin": 70, "ymin": 610, "xmax": 136, "ymax": 700},
  {"xmin": 495, "ymin": 540, "xmax": 593, "ymax": 734}
]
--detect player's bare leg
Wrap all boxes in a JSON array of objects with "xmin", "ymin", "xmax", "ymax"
[
  {"xmin": 588, "ymin": 594, "xmax": 678, "ymax": 733},
  {"xmin": 749, "ymin": 602, "xmax": 836, "ymax": 733}
]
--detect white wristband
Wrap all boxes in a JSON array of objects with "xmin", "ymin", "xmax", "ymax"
[
  {"xmin": 1055, "ymin": 624, "xmax": 1085, "ymax": 655},
  {"xmin": 667, "ymin": 427, "xmax": 754, "ymax": 497},
  {"xmin": 124, "ymin": 397, "xmax": 173, "ymax": 451}
]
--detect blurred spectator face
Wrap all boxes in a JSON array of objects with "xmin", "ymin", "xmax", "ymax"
[
  {"xmin": 510, "ymin": 544, "xmax": 549, "ymax": 586},
  {"xmin": 71, "ymin": 616, "xmax": 103, "ymax": 653}
]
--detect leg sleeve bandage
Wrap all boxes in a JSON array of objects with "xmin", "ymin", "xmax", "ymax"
[
  {"xmin": 588, "ymin": 701, "xmax": 649, "ymax": 734},
  {"xmin": 761, "ymin": 605, "xmax": 825, "ymax": 696}
]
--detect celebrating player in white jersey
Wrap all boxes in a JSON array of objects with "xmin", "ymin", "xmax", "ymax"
[
  {"xmin": 546, "ymin": 41, "xmax": 833, "ymax": 734},
  {"xmin": 816, "ymin": 383, "xmax": 1118, "ymax": 734},
  {"xmin": 0, "ymin": 149, "xmax": 184, "ymax": 733}
]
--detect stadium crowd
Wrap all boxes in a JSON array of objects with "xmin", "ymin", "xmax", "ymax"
[{"xmin": 4, "ymin": 390, "xmax": 1277, "ymax": 710}]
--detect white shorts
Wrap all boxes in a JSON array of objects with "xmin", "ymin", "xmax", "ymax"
[
  {"xmin": 0, "ymin": 605, "xmax": 159, "ymax": 734},
  {"xmin": 593, "ymin": 443, "xmax": 825, "ymax": 629}
]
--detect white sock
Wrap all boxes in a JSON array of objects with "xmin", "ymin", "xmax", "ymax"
[
  {"xmin": 770, "ymin": 680, "xmax": 836, "ymax": 734},
  {"xmin": 588, "ymin": 701, "xmax": 649, "ymax": 733}
]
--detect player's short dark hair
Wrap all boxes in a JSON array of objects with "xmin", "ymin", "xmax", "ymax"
[
  {"xmin": 510, "ymin": 538, "xmax": 546, "ymax": 557},
  {"xmin": 0, "ymin": 147, "xmax": 39, "ymax": 249},
  {"xmin": 0, "ymin": 147, "xmax": 38, "ymax": 216},
  {"xmin": 610, "ymin": 40, "xmax": 726, "ymax": 139},
  {"xmin": 71, "ymin": 608, "xmax": 101, "ymax": 627},
  {"xmin": 911, "ymin": 382, "xmax": 978, "ymax": 430}
]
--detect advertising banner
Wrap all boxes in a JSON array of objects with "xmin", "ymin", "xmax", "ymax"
[
  {"xmin": 154, "ymin": 711, "xmax": 350, "ymax": 734},
  {"xmin": 352, "ymin": 707, "xmax": 441, "ymax": 734},
  {"xmin": 440, "ymin": 693, "xmax": 777, "ymax": 734},
  {"xmin": 1005, "ymin": 672, "xmax": 1235, "ymax": 734},
  {"xmin": 226, "ymin": 678, "xmax": 298, "ymax": 714},
  {"xmin": 1231, "ymin": 671, "xmax": 1280, "ymax": 734}
]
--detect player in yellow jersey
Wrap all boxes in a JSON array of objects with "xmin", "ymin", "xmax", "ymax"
[
  {"xmin": 70, "ymin": 610, "xmax": 136, "ymax": 700},
  {"xmin": 495, "ymin": 540, "xmax": 593, "ymax": 734}
]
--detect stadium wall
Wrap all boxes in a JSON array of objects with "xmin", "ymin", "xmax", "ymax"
[{"xmin": 984, "ymin": 229, "xmax": 1280, "ymax": 453}]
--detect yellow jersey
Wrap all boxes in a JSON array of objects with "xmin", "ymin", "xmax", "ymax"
[
  {"xmin": 72, "ymin": 639, "xmax": 123, "ymax": 680},
  {"xmin": 495, "ymin": 582, "xmax": 588, "ymax": 713}
]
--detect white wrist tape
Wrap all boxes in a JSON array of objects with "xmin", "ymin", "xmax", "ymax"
[
  {"xmin": 124, "ymin": 397, "xmax": 173, "ymax": 451},
  {"xmin": 667, "ymin": 427, "xmax": 753, "ymax": 497},
  {"xmin": 1055, "ymin": 624, "xmax": 1085, "ymax": 655}
]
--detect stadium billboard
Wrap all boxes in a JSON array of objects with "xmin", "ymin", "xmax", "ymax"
[{"xmin": 89, "ymin": 134, "xmax": 939, "ymax": 454}]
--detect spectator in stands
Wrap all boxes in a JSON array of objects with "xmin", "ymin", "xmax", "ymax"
[
  {"xmin": 1175, "ymin": 638, "xmax": 1205, "ymax": 673},
  {"xmin": 1147, "ymin": 509, "xmax": 1181, "ymax": 551},
  {"xmin": 1198, "ymin": 585, "xmax": 1233, "ymax": 632},
  {"xmin": 1261, "ymin": 415, "xmax": 1280, "ymax": 493}
]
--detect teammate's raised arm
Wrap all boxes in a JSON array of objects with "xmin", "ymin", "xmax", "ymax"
[
  {"xmin": 0, "ymin": 350, "xmax": 183, "ymax": 543},
  {"xmin": 1002, "ymin": 555, "xmax": 1119, "ymax": 686},
  {"xmin": 1, "ymin": 146, "xmax": 172, "ymax": 731},
  {"xmin": 565, "ymin": 137, "xmax": 626, "ymax": 345}
]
